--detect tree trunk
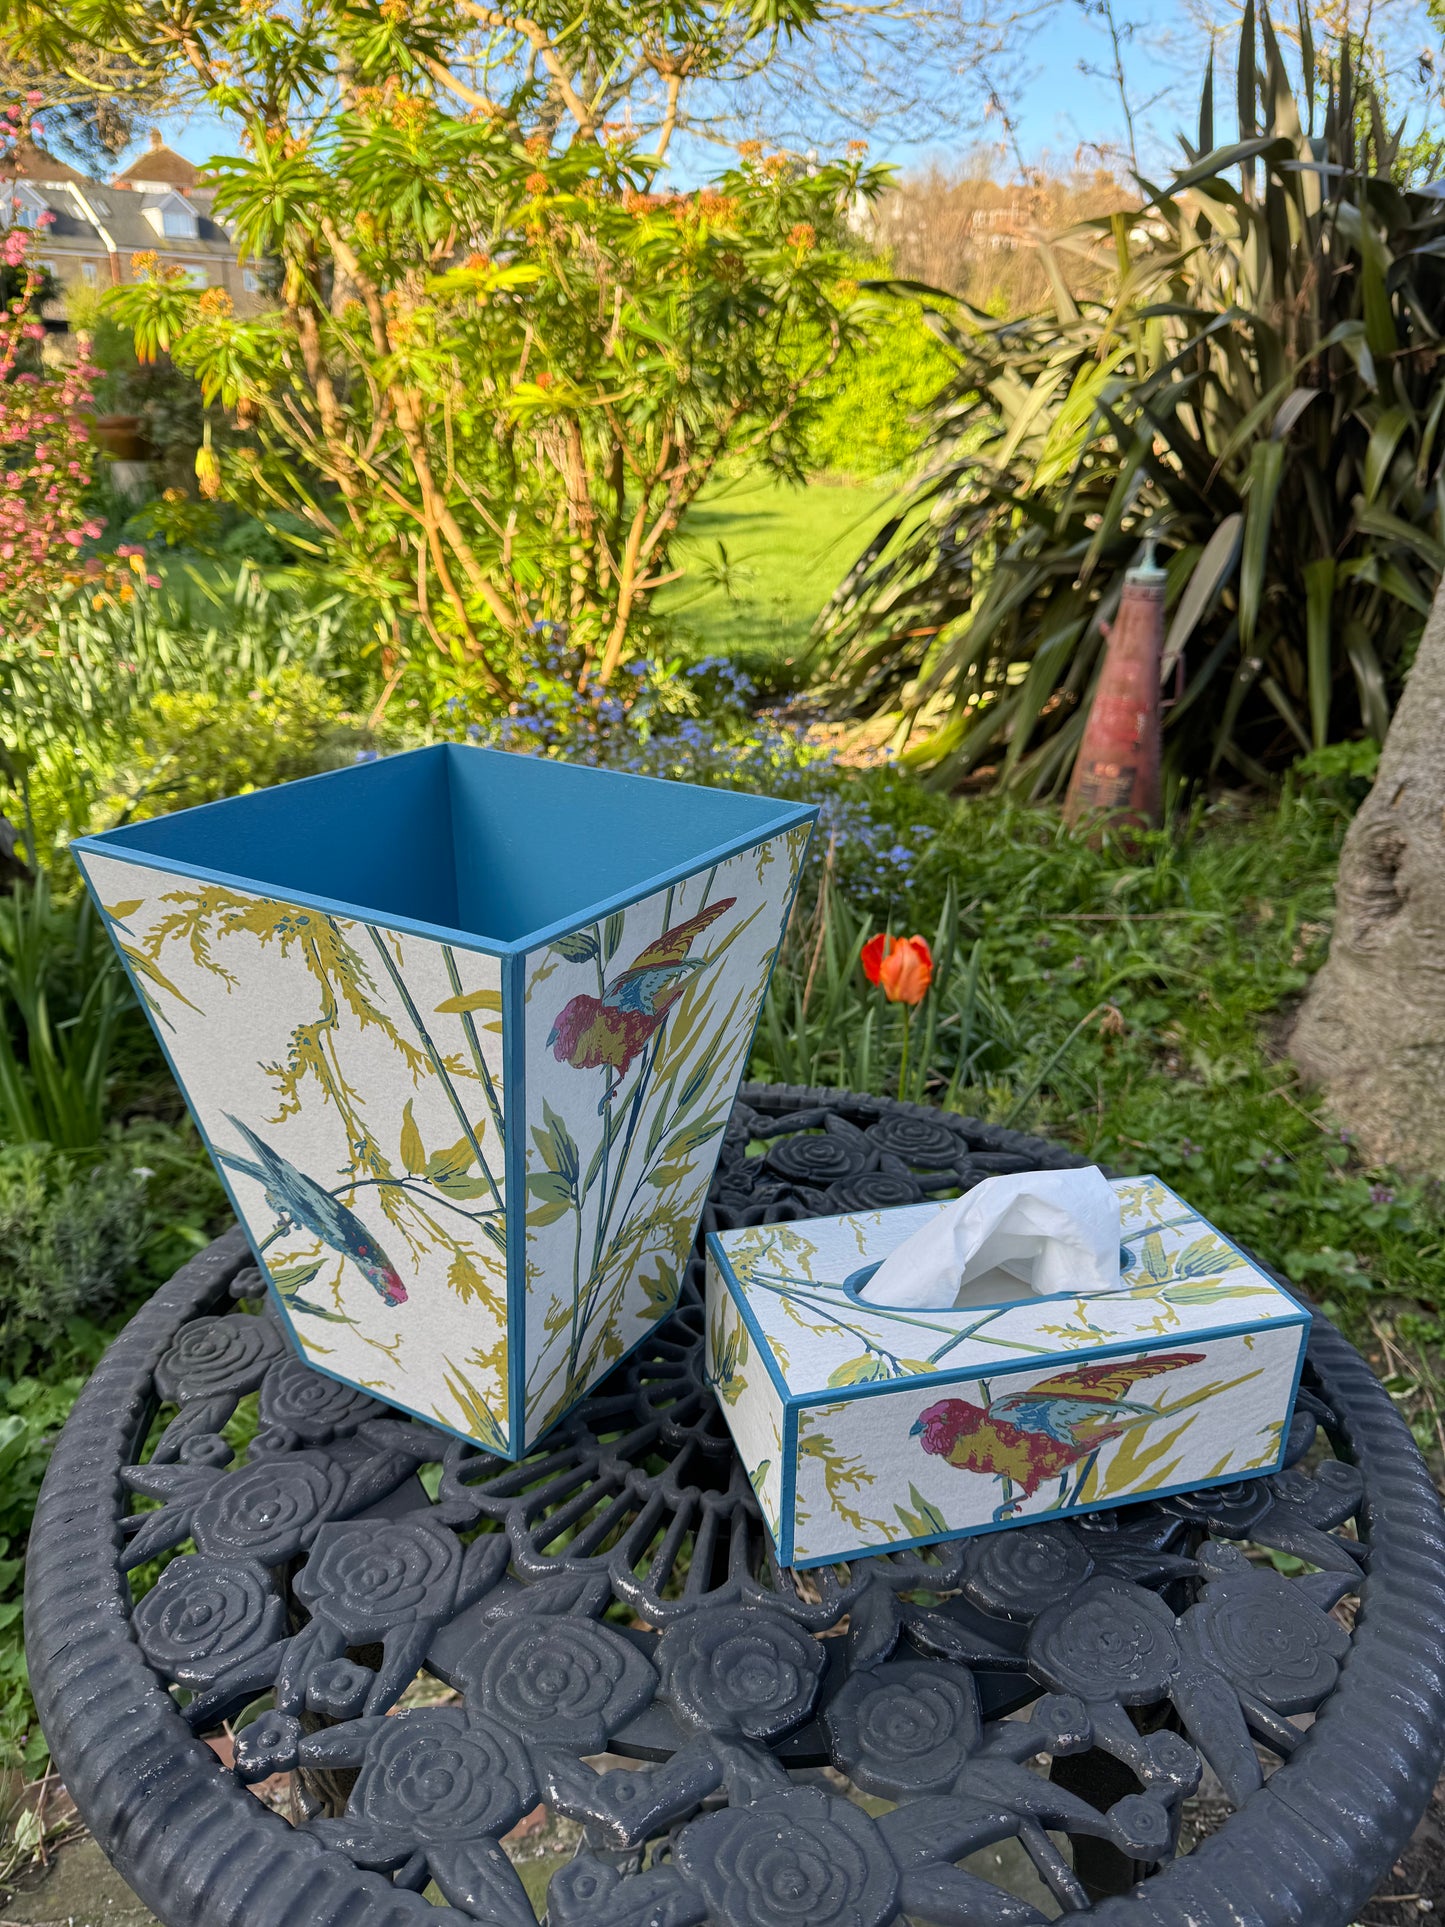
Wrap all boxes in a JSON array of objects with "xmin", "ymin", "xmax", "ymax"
[{"xmin": 1291, "ymin": 576, "xmax": 1445, "ymax": 1172}]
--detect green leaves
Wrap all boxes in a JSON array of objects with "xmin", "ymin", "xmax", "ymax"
[
  {"xmin": 895, "ymin": 1483, "xmax": 949, "ymax": 1540},
  {"xmin": 819, "ymin": 4, "xmax": 1445, "ymax": 783},
  {"xmin": 528, "ymin": 1101, "xmax": 580, "ymax": 1225},
  {"xmin": 551, "ymin": 929, "xmax": 600, "ymax": 964}
]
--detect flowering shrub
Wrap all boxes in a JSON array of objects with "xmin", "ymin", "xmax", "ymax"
[
  {"xmin": 0, "ymin": 237, "xmax": 103, "ymax": 634},
  {"xmin": 0, "ymin": 105, "xmax": 155, "ymax": 640}
]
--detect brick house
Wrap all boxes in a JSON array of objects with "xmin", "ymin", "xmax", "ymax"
[{"xmin": 0, "ymin": 130, "xmax": 264, "ymax": 320}]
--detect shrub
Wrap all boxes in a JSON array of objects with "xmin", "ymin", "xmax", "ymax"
[
  {"xmin": 0, "ymin": 1143, "xmax": 150, "ymax": 1357},
  {"xmin": 818, "ymin": 4, "xmax": 1445, "ymax": 790},
  {"xmin": 803, "ymin": 298, "xmax": 952, "ymax": 479},
  {"xmin": 97, "ymin": 667, "xmax": 384, "ymax": 826},
  {"xmin": 1, "ymin": 566, "xmax": 383, "ymax": 860}
]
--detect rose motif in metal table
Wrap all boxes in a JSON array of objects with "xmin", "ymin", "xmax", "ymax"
[{"xmin": 24, "ymin": 1087, "xmax": 1445, "ymax": 1927}]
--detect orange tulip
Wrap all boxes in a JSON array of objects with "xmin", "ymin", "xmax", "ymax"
[{"xmin": 861, "ymin": 933, "xmax": 933, "ymax": 1006}]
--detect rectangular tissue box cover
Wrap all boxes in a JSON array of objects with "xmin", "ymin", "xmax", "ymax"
[
  {"xmin": 73, "ymin": 745, "xmax": 813, "ymax": 1456},
  {"xmin": 706, "ymin": 1176, "xmax": 1309, "ymax": 1566}
]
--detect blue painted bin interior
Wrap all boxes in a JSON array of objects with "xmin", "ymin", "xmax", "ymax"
[{"xmin": 88, "ymin": 743, "xmax": 798, "ymax": 947}]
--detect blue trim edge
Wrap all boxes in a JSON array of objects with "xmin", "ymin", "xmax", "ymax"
[
  {"xmin": 503, "ymin": 947, "xmax": 526, "ymax": 1456},
  {"xmin": 70, "ymin": 801, "xmax": 815, "ymax": 964}
]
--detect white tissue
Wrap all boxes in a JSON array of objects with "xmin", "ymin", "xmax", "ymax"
[{"xmin": 857, "ymin": 1165, "xmax": 1122, "ymax": 1310}]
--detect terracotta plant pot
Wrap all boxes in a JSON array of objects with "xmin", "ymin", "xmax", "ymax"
[{"xmin": 90, "ymin": 414, "xmax": 152, "ymax": 462}]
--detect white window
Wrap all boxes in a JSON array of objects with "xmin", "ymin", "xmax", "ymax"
[
  {"xmin": 144, "ymin": 193, "xmax": 198, "ymax": 242},
  {"xmin": 81, "ymin": 260, "xmax": 99, "ymax": 287},
  {"xmin": 242, "ymin": 266, "xmax": 261, "ymax": 294},
  {"xmin": 181, "ymin": 265, "xmax": 209, "ymax": 288},
  {"xmin": 7, "ymin": 185, "xmax": 48, "ymax": 229}
]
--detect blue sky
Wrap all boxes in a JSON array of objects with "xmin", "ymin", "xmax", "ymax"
[{"xmin": 135, "ymin": 2, "xmax": 1440, "ymax": 188}]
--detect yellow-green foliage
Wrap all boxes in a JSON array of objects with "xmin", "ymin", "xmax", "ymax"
[
  {"xmin": 804, "ymin": 299, "xmax": 953, "ymax": 479},
  {"xmin": 95, "ymin": 670, "xmax": 371, "ymax": 828}
]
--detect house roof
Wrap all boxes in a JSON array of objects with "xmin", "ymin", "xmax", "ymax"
[
  {"xmin": 20, "ymin": 180, "xmax": 236, "ymax": 259},
  {"xmin": 0, "ymin": 140, "xmax": 90, "ymax": 188},
  {"xmin": 113, "ymin": 133, "xmax": 202, "ymax": 192}
]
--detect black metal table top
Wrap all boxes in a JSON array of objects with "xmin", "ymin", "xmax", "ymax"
[{"xmin": 24, "ymin": 1085, "xmax": 1445, "ymax": 1927}]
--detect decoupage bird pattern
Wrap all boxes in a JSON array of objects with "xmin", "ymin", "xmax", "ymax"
[
  {"xmin": 78, "ymin": 822, "xmax": 808, "ymax": 1456},
  {"xmin": 707, "ymin": 1176, "xmax": 1309, "ymax": 1564}
]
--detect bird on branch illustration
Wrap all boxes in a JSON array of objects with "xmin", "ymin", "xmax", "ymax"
[
  {"xmin": 912, "ymin": 1351, "xmax": 1206, "ymax": 1520},
  {"xmin": 548, "ymin": 897, "xmax": 736, "ymax": 1080},
  {"xmin": 218, "ymin": 1113, "xmax": 408, "ymax": 1308}
]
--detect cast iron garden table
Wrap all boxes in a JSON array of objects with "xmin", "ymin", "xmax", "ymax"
[{"xmin": 24, "ymin": 1086, "xmax": 1445, "ymax": 1926}]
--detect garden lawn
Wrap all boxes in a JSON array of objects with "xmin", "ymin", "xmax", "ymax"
[{"xmin": 658, "ymin": 474, "xmax": 896, "ymax": 690}]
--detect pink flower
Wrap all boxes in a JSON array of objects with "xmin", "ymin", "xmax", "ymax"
[
  {"xmin": 36, "ymin": 211, "xmax": 54, "ymax": 227},
  {"xmin": 21, "ymin": 323, "xmax": 42, "ymax": 340},
  {"xmin": 24, "ymin": 92, "xmax": 42, "ymax": 108}
]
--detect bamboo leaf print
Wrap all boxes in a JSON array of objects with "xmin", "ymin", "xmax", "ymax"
[
  {"xmin": 271, "ymin": 1259, "xmax": 324, "ymax": 1291},
  {"xmin": 602, "ymin": 910, "xmax": 626, "ymax": 961},
  {"xmin": 1140, "ymin": 1232, "xmax": 1170, "ymax": 1283},
  {"xmin": 103, "ymin": 898, "xmax": 144, "ymax": 919},
  {"xmin": 440, "ymin": 1360, "xmax": 508, "ymax": 1454},
  {"xmin": 431, "ymin": 1172, "xmax": 495, "ymax": 1201},
  {"xmin": 527, "ymin": 1171, "xmax": 576, "ymax": 1225},
  {"xmin": 551, "ymin": 928, "xmax": 600, "ymax": 963},
  {"xmin": 400, "ymin": 1100, "xmax": 426, "ymax": 1176},
  {"xmin": 116, "ymin": 941, "xmax": 204, "ymax": 1014},
  {"xmin": 827, "ymin": 1354, "xmax": 890, "ymax": 1388},
  {"xmin": 434, "ymin": 987, "xmax": 503, "ymax": 1015},
  {"xmin": 1163, "ymin": 1281, "xmax": 1277, "ymax": 1305},
  {"xmin": 533, "ymin": 1101, "xmax": 580, "ymax": 1187},
  {"xmin": 895, "ymin": 1484, "xmax": 950, "ymax": 1539},
  {"xmin": 427, "ymin": 1135, "xmax": 479, "ymax": 1183},
  {"xmin": 1173, "ymin": 1235, "xmax": 1245, "ymax": 1278}
]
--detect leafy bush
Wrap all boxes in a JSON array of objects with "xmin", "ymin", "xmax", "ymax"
[
  {"xmin": 97, "ymin": 668, "xmax": 384, "ymax": 826},
  {"xmin": 802, "ymin": 298, "xmax": 952, "ymax": 479},
  {"xmin": 0, "ymin": 1129, "xmax": 223, "ymax": 1364},
  {"xmin": 0, "ymin": 566, "xmax": 382, "ymax": 860},
  {"xmin": 819, "ymin": 2, "xmax": 1445, "ymax": 790},
  {"xmin": 0, "ymin": 1144, "xmax": 149, "ymax": 1355}
]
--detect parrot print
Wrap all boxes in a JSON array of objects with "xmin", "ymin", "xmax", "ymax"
[
  {"xmin": 911, "ymin": 1351, "xmax": 1206, "ymax": 1520},
  {"xmin": 217, "ymin": 1113, "xmax": 408, "ymax": 1308},
  {"xmin": 547, "ymin": 897, "xmax": 736, "ymax": 1079}
]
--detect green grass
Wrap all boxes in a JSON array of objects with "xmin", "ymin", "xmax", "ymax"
[{"xmin": 658, "ymin": 473, "xmax": 897, "ymax": 691}]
